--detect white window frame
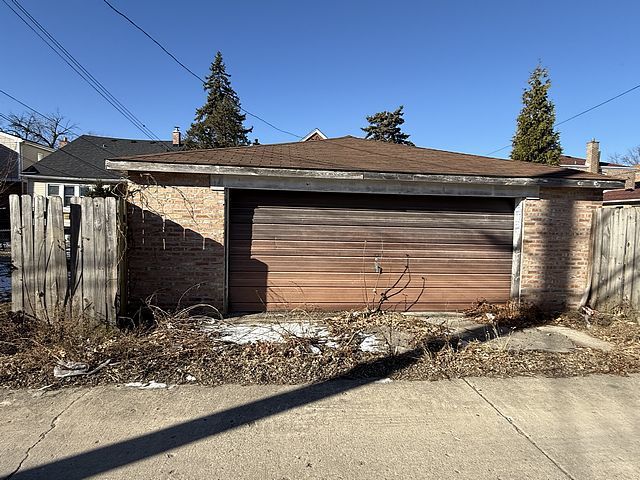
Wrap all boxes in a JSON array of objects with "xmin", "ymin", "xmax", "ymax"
[{"xmin": 46, "ymin": 183, "xmax": 89, "ymax": 210}]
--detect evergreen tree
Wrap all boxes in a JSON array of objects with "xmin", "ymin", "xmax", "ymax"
[
  {"xmin": 184, "ymin": 52, "xmax": 252, "ymax": 149},
  {"xmin": 362, "ymin": 106, "xmax": 414, "ymax": 146},
  {"xmin": 511, "ymin": 65, "xmax": 562, "ymax": 165}
]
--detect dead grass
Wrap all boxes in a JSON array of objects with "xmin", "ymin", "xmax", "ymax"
[
  {"xmin": 464, "ymin": 299, "xmax": 546, "ymax": 328},
  {"xmin": 1, "ymin": 302, "xmax": 639, "ymax": 389}
]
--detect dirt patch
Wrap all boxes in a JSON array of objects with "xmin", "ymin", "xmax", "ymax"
[{"xmin": 0, "ymin": 303, "xmax": 639, "ymax": 389}]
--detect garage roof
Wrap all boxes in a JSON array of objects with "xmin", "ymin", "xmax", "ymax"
[{"xmin": 108, "ymin": 135, "xmax": 619, "ymax": 182}]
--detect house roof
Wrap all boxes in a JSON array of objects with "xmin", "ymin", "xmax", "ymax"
[
  {"xmin": 560, "ymin": 155, "xmax": 628, "ymax": 168},
  {"xmin": 22, "ymin": 134, "xmax": 181, "ymax": 180},
  {"xmin": 603, "ymin": 182, "xmax": 640, "ymax": 203},
  {"xmin": 109, "ymin": 135, "xmax": 618, "ymax": 183}
]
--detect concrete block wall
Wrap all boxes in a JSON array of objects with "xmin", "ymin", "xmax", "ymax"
[
  {"xmin": 520, "ymin": 187, "xmax": 602, "ymax": 310},
  {"xmin": 126, "ymin": 173, "xmax": 226, "ymax": 312}
]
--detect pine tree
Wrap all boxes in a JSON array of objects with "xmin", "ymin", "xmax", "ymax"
[
  {"xmin": 511, "ymin": 65, "xmax": 562, "ymax": 165},
  {"xmin": 184, "ymin": 52, "xmax": 252, "ymax": 149},
  {"xmin": 362, "ymin": 106, "xmax": 414, "ymax": 146}
]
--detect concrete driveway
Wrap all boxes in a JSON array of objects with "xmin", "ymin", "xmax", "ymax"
[{"xmin": 1, "ymin": 374, "xmax": 638, "ymax": 479}]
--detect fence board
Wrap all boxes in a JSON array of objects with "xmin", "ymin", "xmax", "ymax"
[
  {"xmin": 20, "ymin": 195, "xmax": 34, "ymax": 317},
  {"xmin": 9, "ymin": 195, "xmax": 24, "ymax": 312},
  {"xmin": 631, "ymin": 208, "xmax": 640, "ymax": 307},
  {"xmin": 33, "ymin": 196, "xmax": 46, "ymax": 318},
  {"xmin": 93, "ymin": 198, "xmax": 107, "ymax": 321},
  {"xmin": 589, "ymin": 206, "xmax": 640, "ymax": 309},
  {"xmin": 69, "ymin": 197, "xmax": 83, "ymax": 319},
  {"xmin": 622, "ymin": 207, "xmax": 635, "ymax": 303},
  {"xmin": 81, "ymin": 196, "xmax": 96, "ymax": 319},
  {"xmin": 105, "ymin": 197, "xmax": 118, "ymax": 323}
]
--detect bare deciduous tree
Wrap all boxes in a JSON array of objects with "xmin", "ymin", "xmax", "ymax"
[
  {"xmin": 2, "ymin": 110, "xmax": 77, "ymax": 148},
  {"xmin": 609, "ymin": 146, "xmax": 640, "ymax": 166}
]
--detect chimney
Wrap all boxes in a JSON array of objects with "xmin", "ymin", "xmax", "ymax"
[
  {"xmin": 172, "ymin": 127, "xmax": 181, "ymax": 146},
  {"xmin": 626, "ymin": 167, "xmax": 640, "ymax": 190},
  {"xmin": 585, "ymin": 139, "xmax": 600, "ymax": 174},
  {"xmin": 58, "ymin": 136, "xmax": 69, "ymax": 148}
]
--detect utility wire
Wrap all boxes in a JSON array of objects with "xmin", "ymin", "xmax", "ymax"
[
  {"xmin": 485, "ymin": 82, "xmax": 640, "ymax": 156},
  {"xmin": 102, "ymin": 0, "xmax": 303, "ymax": 139},
  {"xmin": 0, "ymin": 88, "xmax": 149, "ymax": 177},
  {"xmin": 2, "ymin": 0, "xmax": 171, "ymax": 150}
]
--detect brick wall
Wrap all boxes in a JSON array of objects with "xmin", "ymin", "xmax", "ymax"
[
  {"xmin": 520, "ymin": 187, "xmax": 602, "ymax": 310},
  {"xmin": 126, "ymin": 173, "xmax": 226, "ymax": 312}
]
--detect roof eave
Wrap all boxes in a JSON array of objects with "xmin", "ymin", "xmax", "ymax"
[{"xmin": 105, "ymin": 160, "xmax": 625, "ymax": 190}]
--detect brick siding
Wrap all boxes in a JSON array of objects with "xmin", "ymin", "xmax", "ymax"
[
  {"xmin": 126, "ymin": 173, "xmax": 225, "ymax": 312},
  {"xmin": 520, "ymin": 187, "xmax": 602, "ymax": 310}
]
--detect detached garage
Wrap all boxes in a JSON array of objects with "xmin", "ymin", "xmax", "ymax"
[{"xmin": 107, "ymin": 136, "xmax": 623, "ymax": 313}]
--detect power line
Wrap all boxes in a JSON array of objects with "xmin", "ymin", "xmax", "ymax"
[
  {"xmin": 2, "ymin": 0, "xmax": 171, "ymax": 150},
  {"xmin": 102, "ymin": 0, "xmax": 303, "ymax": 140},
  {"xmin": 0, "ymin": 88, "xmax": 135, "ymax": 177},
  {"xmin": 485, "ymin": 81, "xmax": 640, "ymax": 156}
]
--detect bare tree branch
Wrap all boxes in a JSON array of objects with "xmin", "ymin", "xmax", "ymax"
[
  {"xmin": 609, "ymin": 146, "xmax": 640, "ymax": 167},
  {"xmin": 2, "ymin": 110, "xmax": 77, "ymax": 148}
]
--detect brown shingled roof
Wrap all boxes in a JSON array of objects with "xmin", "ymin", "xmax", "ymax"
[
  {"xmin": 111, "ymin": 135, "xmax": 618, "ymax": 181},
  {"xmin": 604, "ymin": 183, "xmax": 640, "ymax": 203}
]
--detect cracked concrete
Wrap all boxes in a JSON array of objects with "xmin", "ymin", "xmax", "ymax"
[
  {"xmin": 2, "ymin": 390, "xmax": 88, "ymax": 479},
  {"xmin": 1, "ymin": 375, "xmax": 639, "ymax": 479},
  {"xmin": 0, "ymin": 388, "xmax": 86, "ymax": 478}
]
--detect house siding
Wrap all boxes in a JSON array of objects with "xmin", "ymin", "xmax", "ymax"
[
  {"xmin": 126, "ymin": 173, "xmax": 226, "ymax": 312},
  {"xmin": 520, "ymin": 187, "xmax": 602, "ymax": 310}
]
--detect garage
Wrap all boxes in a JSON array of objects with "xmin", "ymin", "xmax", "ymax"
[
  {"xmin": 229, "ymin": 189, "xmax": 515, "ymax": 312},
  {"xmin": 110, "ymin": 135, "xmax": 619, "ymax": 313}
]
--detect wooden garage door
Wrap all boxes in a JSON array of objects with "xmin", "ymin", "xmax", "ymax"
[{"xmin": 229, "ymin": 190, "xmax": 514, "ymax": 312}]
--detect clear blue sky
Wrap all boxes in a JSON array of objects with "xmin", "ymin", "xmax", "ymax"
[{"xmin": 1, "ymin": 0, "xmax": 638, "ymax": 159}]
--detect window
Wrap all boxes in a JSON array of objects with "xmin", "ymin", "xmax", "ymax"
[{"xmin": 46, "ymin": 184, "xmax": 90, "ymax": 208}]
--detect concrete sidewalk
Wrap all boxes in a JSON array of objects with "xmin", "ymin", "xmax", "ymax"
[{"xmin": 1, "ymin": 375, "xmax": 638, "ymax": 479}]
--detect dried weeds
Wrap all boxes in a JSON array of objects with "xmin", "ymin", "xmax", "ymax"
[{"xmin": 1, "ymin": 301, "xmax": 639, "ymax": 390}]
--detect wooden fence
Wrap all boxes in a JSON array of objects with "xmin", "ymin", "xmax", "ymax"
[
  {"xmin": 10, "ymin": 194, "xmax": 123, "ymax": 323},
  {"xmin": 587, "ymin": 205, "xmax": 640, "ymax": 309}
]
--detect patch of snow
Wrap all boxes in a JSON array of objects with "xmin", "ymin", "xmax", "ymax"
[
  {"xmin": 375, "ymin": 378, "xmax": 393, "ymax": 384},
  {"xmin": 185, "ymin": 374, "xmax": 196, "ymax": 382},
  {"xmin": 204, "ymin": 321, "xmax": 332, "ymax": 345},
  {"xmin": 359, "ymin": 334, "xmax": 385, "ymax": 352}
]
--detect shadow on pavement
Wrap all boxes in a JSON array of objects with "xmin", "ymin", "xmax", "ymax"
[{"xmin": 10, "ymin": 347, "xmax": 424, "ymax": 479}]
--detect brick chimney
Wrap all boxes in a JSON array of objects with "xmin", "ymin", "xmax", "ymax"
[
  {"xmin": 172, "ymin": 127, "xmax": 181, "ymax": 146},
  {"xmin": 626, "ymin": 166, "xmax": 640, "ymax": 190},
  {"xmin": 585, "ymin": 139, "xmax": 600, "ymax": 174},
  {"xmin": 58, "ymin": 136, "xmax": 69, "ymax": 148}
]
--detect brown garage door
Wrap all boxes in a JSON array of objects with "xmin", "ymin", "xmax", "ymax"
[{"xmin": 229, "ymin": 190, "xmax": 514, "ymax": 312}]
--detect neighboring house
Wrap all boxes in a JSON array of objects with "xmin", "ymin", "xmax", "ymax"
[
  {"xmin": 603, "ymin": 180, "xmax": 640, "ymax": 205},
  {"xmin": 105, "ymin": 135, "xmax": 623, "ymax": 314},
  {"xmin": 0, "ymin": 131, "xmax": 54, "ymax": 234},
  {"xmin": 300, "ymin": 128, "xmax": 328, "ymax": 141},
  {"xmin": 561, "ymin": 139, "xmax": 640, "ymax": 205},
  {"xmin": 21, "ymin": 130, "xmax": 183, "ymax": 210}
]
